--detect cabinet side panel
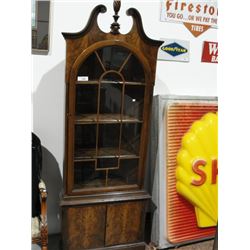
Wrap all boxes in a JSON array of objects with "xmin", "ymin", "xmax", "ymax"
[
  {"xmin": 63, "ymin": 205, "xmax": 106, "ymax": 250},
  {"xmin": 105, "ymin": 201, "xmax": 146, "ymax": 246}
]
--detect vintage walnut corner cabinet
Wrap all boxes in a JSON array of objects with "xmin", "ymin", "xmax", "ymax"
[{"xmin": 60, "ymin": 1, "xmax": 163, "ymax": 249}]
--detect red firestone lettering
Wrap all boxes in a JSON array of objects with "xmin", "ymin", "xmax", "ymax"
[
  {"xmin": 204, "ymin": 4, "xmax": 208, "ymax": 14},
  {"xmin": 181, "ymin": 2, "xmax": 187, "ymax": 11},
  {"xmin": 165, "ymin": 1, "xmax": 218, "ymax": 16},
  {"xmin": 196, "ymin": 4, "xmax": 201, "ymax": 13},
  {"xmin": 166, "ymin": 0, "xmax": 173, "ymax": 11},
  {"xmin": 188, "ymin": 3, "xmax": 194, "ymax": 12},
  {"xmin": 209, "ymin": 6, "xmax": 215, "ymax": 15}
]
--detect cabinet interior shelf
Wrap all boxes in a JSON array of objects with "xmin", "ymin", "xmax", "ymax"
[
  {"xmin": 76, "ymin": 80, "xmax": 145, "ymax": 86},
  {"xmin": 75, "ymin": 114, "xmax": 143, "ymax": 124},
  {"xmin": 73, "ymin": 178, "xmax": 136, "ymax": 189},
  {"xmin": 74, "ymin": 147, "xmax": 139, "ymax": 161}
]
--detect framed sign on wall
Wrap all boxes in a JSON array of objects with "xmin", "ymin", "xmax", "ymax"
[
  {"xmin": 202, "ymin": 41, "xmax": 218, "ymax": 63},
  {"xmin": 32, "ymin": 0, "xmax": 50, "ymax": 55},
  {"xmin": 158, "ymin": 39, "xmax": 190, "ymax": 62},
  {"xmin": 160, "ymin": 0, "xmax": 218, "ymax": 37},
  {"xmin": 150, "ymin": 95, "xmax": 218, "ymax": 249}
]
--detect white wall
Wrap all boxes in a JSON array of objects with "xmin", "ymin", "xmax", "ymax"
[{"xmin": 32, "ymin": 0, "xmax": 217, "ymax": 234}]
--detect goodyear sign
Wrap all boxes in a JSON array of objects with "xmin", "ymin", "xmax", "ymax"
[{"xmin": 158, "ymin": 39, "xmax": 189, "ymax": 62}]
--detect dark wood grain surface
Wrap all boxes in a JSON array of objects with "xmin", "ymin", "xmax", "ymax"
[
  {"xmin": 106, "ymin": 201, "xmax": 146, "ymax": 246},
  {"xmin": 61, "ymin": 2, "xmax": 163, "ymax": 249},
  {"xmin": 62, "ymin": 205, "xmax": 106, "ymax": 249},
  {"xmin": 62, "ymin": 3, "xmax": 163, "ymax": 196}
]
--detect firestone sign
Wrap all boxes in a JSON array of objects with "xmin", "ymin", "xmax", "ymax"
[{"xmin": 160, "ymin": 0, "xmax": 218, "ymax": 37}]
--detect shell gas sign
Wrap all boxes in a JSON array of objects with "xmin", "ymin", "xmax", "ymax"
[
  {"xmin": 166, "ymin": 102, "xmax": 217, "ymax": 243},
  {"xmin": 176, "ymin": 113, "xmax": 218, "ymax": 228}
]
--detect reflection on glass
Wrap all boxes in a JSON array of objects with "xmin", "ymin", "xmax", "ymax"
[
  {"xmin": 97, "ymin": 46, "xmax": 129, "ymax": 71},
  {"xmin": 97, "ymin": 158, "xmax": 118, "ymax": 169},
  {"xmin": 121, "ymin": 123, "xmax": 142, "ymax": 155},
  {"xmin": 102, "ymin": 72, "xmax": 122, "ymax": 82},
  {"xmin": 99, "ymin": 83, "xmax": 122, "ymax": 115},
  {"xmin": 121, "ymin": 55, "xmax": 145, "ymax": 82},
  {"xmin": 78, "ymin": 53, "xmax": 104, "ymax": 81},
  {"xmin": 75, "ymin": 124, "xmax": 96, "ymax": 159},
  {"xmin": 108, "ymin": 159, "xmax": 138, "ymax": 186},
  {"xmin": 74, "ymin": 159, "xmax": 139, "ymax": 188},
  {"xmin": 73, "ymin": 46, "xmax": 146, "ymax": 190},
  {"xmin": 98, "ymin": 124, "xmax": 120, "ymax": 150},
  {"xmin": 74, "ymin": 161, "xmax": 106, "ymax": 188},
  {"xmin": 75, "ymin": 85, "xmax": 98, "ymax": 115},
  {"xmin": 123, "ymin": 85, "xmax": 145, "ymax": 120},
  {"xmin": 32, "ymin": 0, "xmax": 50, "ymax": 52},
  {"xmin": 32, "ymin": 0, "xmax": 36, "ymax": 28}
]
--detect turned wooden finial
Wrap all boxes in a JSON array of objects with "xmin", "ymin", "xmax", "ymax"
[{"xmin": 110, "ymin": 0, "xmax": 121, "ymax": 34}]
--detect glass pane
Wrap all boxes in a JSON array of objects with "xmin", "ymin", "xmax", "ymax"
[
  {"xmin": 75, "ymin": 124, "xmax": 96, "ymax": 159},
  {"xmin": 75, "ymin": 85, "xmax": 98, "ymax": 115},
  {"xmin": 78, "ymin": 53, "xmax": 104, "ymax": 81},
  {"xmin": 102, "ymin": 72, "xmax": 122, "ymax": 82},
  {"xmin": 98, "ymin": 124, "xmax": 120, "ymax": 150},
  {"xmin": 121, "ymin": 123, "xmax": 142, "ymax": 156},
  {"xmin": 123, "ymin": 85, "xmax": 145, "ymax": 120},
  {"xmin": 121, "ymin": 55, "xmax": 145, "ymax": 82},
  {"xmin": 99, "ymin": 73, "xmax": 123, "ymax": 115},
  {"xmin": 97, "ymin": 158, "xmax": 118, "ymax": 169},
  {"xmin": 74, "ymin": 161, "xmax": 106, "ymax": 188},
  {"xmin": 108, "ymin": 159, "xmax": 139, "ymax": 186},
  {"xmin": 97, "ymin": 46, "xmax": 129, "ymax": 71},
  {"xmin": 32, "ymin": 0, "xmax": 50, "ymax": 52}
]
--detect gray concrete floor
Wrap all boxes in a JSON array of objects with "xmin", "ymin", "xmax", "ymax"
[
  {"xmin": 174, "ymin": 240, "xmax": 214, "ymax": 249},
  {"xmin": 32, "ymin": 235, "xmax": 214, "ymax": 250}
]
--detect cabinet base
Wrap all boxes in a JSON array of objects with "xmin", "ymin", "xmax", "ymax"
[
  {"xmin": 61, "ymin": 198, "xmax": 149, "ymax": 250},
  {"xmin": 90, "ymin": 242, "xmax": 146, "ymax": 250}
]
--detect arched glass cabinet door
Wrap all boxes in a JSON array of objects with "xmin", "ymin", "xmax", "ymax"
[{"xmin": 73, "ymin": 45, "xmax": 146, "ymax": 191}]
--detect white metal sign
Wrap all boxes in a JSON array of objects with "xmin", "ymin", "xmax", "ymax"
[
  {"xmin": 158, "ymin": 39, "xmax": 190, "ymax": 62},
  {"xmin": 160, "ymin": 0, "xmax": 218, "ymax": 37}
]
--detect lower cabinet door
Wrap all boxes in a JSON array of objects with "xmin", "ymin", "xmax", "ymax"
[
  {"xmin": 62, "ymin": 204, "xmax": 106, "ymax": 250},
  {"xmin": 105, "ymin": 201, "xmax": 146, "ymax": 246}
]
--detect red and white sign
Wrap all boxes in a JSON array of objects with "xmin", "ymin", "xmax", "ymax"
[
  {"xmin": 166, "ymin": 102, "xmax": 218, "ymax": 243},
  {"xmin": 161, "ymin": 0, "xmax": 218, "ymax": 37},
  {"xmin": 201, "ymin": 41, "xmax": 218, "ymax": 63}
]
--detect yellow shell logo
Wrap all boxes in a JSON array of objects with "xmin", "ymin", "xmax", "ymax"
[{"xmin": 176, "ymin": 112, "xmax": 218, "ymax": 228}]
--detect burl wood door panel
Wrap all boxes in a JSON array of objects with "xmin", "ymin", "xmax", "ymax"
[
  {"xmin": 63, "ymin": 205, "xmax": 106, "ymax": 250},
  {"xmin": 105, "ymin": 201, "xmax": 146, "ymax": 246}
]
